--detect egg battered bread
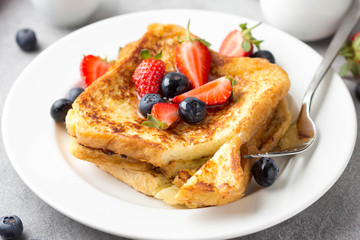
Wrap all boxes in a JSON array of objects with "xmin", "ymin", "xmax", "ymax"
[
  {"xmin": 66, "ymin": 23, "xmax": 290, "ymax": 169},
  {"xmin": 69, "ymin": 99, "xmax": 291, "ymax": 207}
]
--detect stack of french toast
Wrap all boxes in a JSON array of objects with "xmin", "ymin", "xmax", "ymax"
[{"xmin": 65, "ymin": 23, "xmax": 291, "ymax": 208}]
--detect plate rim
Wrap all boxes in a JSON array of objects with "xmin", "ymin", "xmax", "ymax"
[{"xmin": 2, "ymin": 9, "xmax": 357, "ymax": 240}]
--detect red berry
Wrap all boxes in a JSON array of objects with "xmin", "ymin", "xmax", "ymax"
[
  {"xmin": 176, "ymin": 40, "xmax": 211, "ymax": 89},
  {"xmin": 172, "ymin": 76, "xmax": 233, "ymax": 105},
  {"xmin": 151, "ymin": 103, "xmax": 179, "ymax": 128},
  {"xmin": 175, "ymin": 21, "xmax": 211, "ymax": 89},
  {"xmin": 80, "ymin": 55, "xmax": 114, "ymax": 88},
  {"xmin": 133, "ymin": 58, "xmax": 165, "ymax": 97},
  {"xmin": 219, "ymin": 23, "xmax": 262, "ymax": 57}
]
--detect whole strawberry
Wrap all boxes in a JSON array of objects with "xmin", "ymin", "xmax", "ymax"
[
  {"xmin": 133, "ymin": 49, "xmax": 165, "ymax": 97},
  {"xmin": 339, "ymin": 32, "xmax": 360, "ymax": 79}
]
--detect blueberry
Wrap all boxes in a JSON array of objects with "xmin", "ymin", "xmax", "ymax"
[
  {"xmin": 0, "ymin": 215, "xmax": 23, "ymax": 240},
  {"xmin": 178, "ymin": 97, "xmax": 206, "ymax": 124},
  {"xmin": 138, "ymin": 94, "xmax": 165, "ymax": 117},
  {"xmin": 355, "ymin": 83, "xmax": 360, "ymax": 101},
  {"xmin": 16, "ymin": 28, "xmax": 37, "ymax": 52},
  {"xmin": 251, "ymin": 157, "xmax": 279, "ymax": 187},
  {"xmin": 50, "ymin": 98, "xmax": 72, "ymax": 122},
  {"xmin": 252, "ymin": 50, "xmax": 275, "ymax": 64},
  {"xmin": 161, "ymin": 72, "xmax": 191, "ymax": 98},
  {"xmin": 67, "ymin": 87, "xmax": 84, "ymax": 103}
]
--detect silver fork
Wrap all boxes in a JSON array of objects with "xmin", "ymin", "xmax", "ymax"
[{"xmin": 245, "ymin": 0, "xmax": 360, "ymax": 159}]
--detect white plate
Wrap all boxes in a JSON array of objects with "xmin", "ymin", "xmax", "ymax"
[{"xmin": 2, "ymin": 9, "xmax": 357, "ymax": 240}]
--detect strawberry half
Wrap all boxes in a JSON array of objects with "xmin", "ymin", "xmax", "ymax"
[
  {"xmin": 133, "ymin": 49, "xmax": 165, "ymax": 97},
  {"xmin": 142, "ymin": 103, "xmax": 179, "ymax": 130},
  {"xmin": 176, "ymin": 21, "xmax": 212, "ymax": 89},
  {"xmin": 219, "ymin": 23, "xmax": 263, "ymax": 57},
  {"xmin": 80, "ymin": 55, "xmax": 114, "ymax": 88},
  {"xmin": 172, "ymin": 76, "xmax": 235, "ymax": 105}
]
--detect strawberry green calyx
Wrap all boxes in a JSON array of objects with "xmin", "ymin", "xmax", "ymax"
[
  {"xmin": 339, "ymin": 32, "xmax": 360, "ymax": 79},
  {"xmin": 239, "ymin": 22, "xmax": 263, "ymax": 52},
  {"xmin": 177, "ymin": 20, "xmax": 212, "ymax": 47},
  {"xmin": 227, "ymin": 76, "xmax": 238, "ymax": 101},
  {"xmin": 142, "ymin": 114, "xmax": 168, "ymax": 130},
  {"xmin": 140, "ymin": 49, "xmax": 163, "ymax": 60}
]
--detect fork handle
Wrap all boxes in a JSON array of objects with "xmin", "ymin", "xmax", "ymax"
[{"xmin": 302, "ymin": 0, "xmax": 360, "ymax": 109}]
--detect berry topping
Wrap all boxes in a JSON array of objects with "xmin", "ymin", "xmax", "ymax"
[
  {"xmin": 133, "ymin": 49, "xmax": 166, "ymax": 97},
  {"xmin": 16, "ymin": 28, "xmax": 37, "ymax": 52},
  {"xmin": 138, "ymin": 93, "xmax": 165, "ymax": 117},
  {"xmin": 252, "ymin": 50, "xmax": 275, "ymax": 64},
  {"xmin": 251, "ymin": 157, "xmax": 279, "ymax": 187},
  {"xmin": 161, "ymin": 72, "xmax": 191, "ymax": 98},
  {"xmin": 0, "ymin": 215, "xmax": 23, "ymax": 240},
  {"xmin": 66, "ymin": 87, "xmax": 84, "ymax": 103},
  {"xmin": 176, "ymin": 21, "xmax": 212, "ymax": 89},
  {"xmin": 178, "ymin": 97, "xmax": 206, "ymax": 124},
  {"xmin": 219, "ymin": 23, "xmax": 263, "ymax": 57},
  {"xmin": 80, "ymin": 55, "xmax": 114, "ymax": 88},
  {"xmin": 339, "ymin": 32, "xmax": 360, "ymax": 79},
  {"xmin": 50, "ymin": 98, "xmax": 72, "ymax": 122},
  {"xmin": 172, "ymin": 76, "xmax": 235, "ymax": 106},
  {"xmin": 142, "ymin": 103, "xmax": 179, "ymax": 130}
]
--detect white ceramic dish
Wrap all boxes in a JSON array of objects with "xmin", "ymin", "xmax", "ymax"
[{"xmin": 2, "ymin": 10, "xmax": 357, "ymax": 240}]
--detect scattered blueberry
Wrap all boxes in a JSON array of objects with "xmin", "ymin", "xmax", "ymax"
[
  {"xmin": 66, "ymin": 87, "xmax": 84, "ymax": 103},
  {"xmin": 355, "ymin": 83, "xmax": 360, "ymax": 101},
  {"xmin": 252, "ymin": 50, "xmax": 275, "ymax": 64},
  {"xmin": 178, "ymin": 97, "xmax": 206, "ymax": 124},
  {"xmin": 16, "ymin": 28, "xmax": 37, "ymax": 52},
  {"xmin": 251, "ymin": 157, "xmax": 279, "ymax": 187},
  {"xmin": 161, "ymin": 72, "xmax": 191, "ymax": 98},
  {"xmin": 0, "ymin": 215, "xmax": 23, "ymax": 240},
  {"xmin": 50, "ymin": 98, "xmax": 72, "ymax": 122},
  {"xmin": 138, "ymin": 94, "xmax": 165, "ymax": 117}
]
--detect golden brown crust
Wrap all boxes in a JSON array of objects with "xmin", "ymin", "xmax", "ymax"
[{"xmin": 66, "ymin": 23, "xmax": 290, "ymax": 168}]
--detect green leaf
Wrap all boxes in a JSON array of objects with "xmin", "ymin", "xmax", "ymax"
[
  {"xmin": 239, "ymin": 23, "xmax": 247, "ymax": 31},
  {"xmin": 339, "ymin": 63, "xmax": 350, "ymax": 77},
  {"xmin": 154, "ymin": 50, "xmax": 163, "ymax": 60},
  {"xmin": 142, "ymin": 114, "xmax": 168, "ymax": 130},
  {"xmin": 199, "ymin": 38, "xmax": 212, "ymax": 47},
  {"xmin": 140, "ymin": 49, "xmax": 151, "ymax": 59},
  {"xmin": 242, "ymin": 40, "xmax": 251, "ymax": 52},
  {"xmin": 227, "ymin": 76, "xmax": 238, "ymax": 102},
  {"xmin": 177, "ymin": 35, "xmax": 184, "ymax": 44}
]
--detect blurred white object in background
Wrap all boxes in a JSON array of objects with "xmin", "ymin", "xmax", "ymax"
[
  {"xmin": 259, "ymin": 0, "xmax": 352, "ymax": 41},
  {"xmin": 30, "ymin": 0, "xmax": 100, "ymax": 27}
]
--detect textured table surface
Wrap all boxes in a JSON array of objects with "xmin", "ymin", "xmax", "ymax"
[{"xmin": 1, "ymin": 0, "xmax": 359, "ymax": 239}]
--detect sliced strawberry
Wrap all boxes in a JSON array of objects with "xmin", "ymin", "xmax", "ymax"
[
  {"xmin": 142, "ymin": 103, "xmax": 179, "ymax": 130},
  {"xmin": 219, "ymin": 23, "xmax": 263, "ymax": 57},
  {"xmin": 172, "ymin": 76, "xmax": 233, "ymax": 105},
  {"xmin": 133, "ymin": 49, "xmax": 165, "ymax": 97},
  {"xmin": 176, "ymin": 21, "xmax": 211, "ymax": 89},
  {"xmin": 80, "ymin": 55, "xmax": 114, "ymax": 88}
]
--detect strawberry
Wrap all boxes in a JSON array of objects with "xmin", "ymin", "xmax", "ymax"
[
  {"xmin": 176, "ymin": 21, "xmax": 212, "ymax": 89},
  {"xmin": 142, "ymin": 103, "xmax": 179, "ymax": 130},
  {"xmin": 339, "ymin": 32, "xmax": 360, "ymax": 79},
  {"xmin": 219, "ymin": 23, "xmax": 263, "ymax": 57},
  {"xmin": 172, "ymin": 76, "xmax": 236, "ymax": 105},
  {"xmin": 80, "ymin": 55, "xmax": 114, "ymax": 88},
  {"xmin": 133, "ymin": 49, "xmax": 165, "ymax": 97}
]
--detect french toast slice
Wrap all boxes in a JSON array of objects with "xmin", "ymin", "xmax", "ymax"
[
  {"xmin": 69, "ymin": 99, "xmax": 291, "ymax": 207},
  {"xmin": 66, "ymin": 23, "xmax": 290, "ymax": 168}
]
